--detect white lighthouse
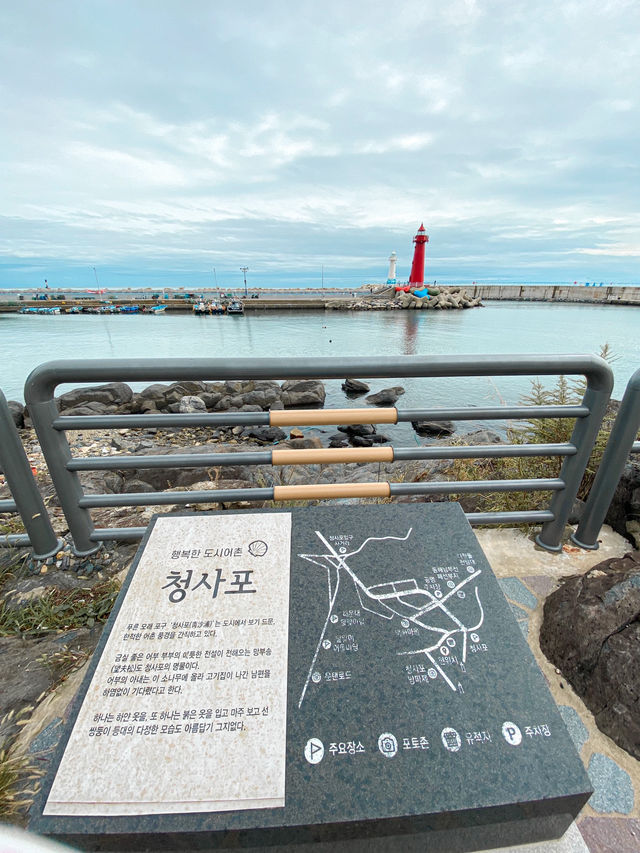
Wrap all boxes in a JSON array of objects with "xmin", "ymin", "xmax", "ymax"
[{"xmin": 387, "ymin": 251, "xmax": 397, "ymax": 284}]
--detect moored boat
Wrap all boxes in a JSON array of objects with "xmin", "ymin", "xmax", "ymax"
[{"xmin": 226, "ymin": 300, "xmax": 244, "ymax": 315}]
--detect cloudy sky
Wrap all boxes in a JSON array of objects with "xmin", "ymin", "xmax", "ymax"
[{"xmin": 1, "ymin": 0, "xmax": 638, "ymax": 289}]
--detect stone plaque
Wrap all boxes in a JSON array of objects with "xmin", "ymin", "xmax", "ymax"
[
  {"xmin": 33, "ymin": 503, "xmax": 591, "ymax": 848},
  {"xmin": 44, "ymin": 512, "xmax": 292, "ymax": 816}
]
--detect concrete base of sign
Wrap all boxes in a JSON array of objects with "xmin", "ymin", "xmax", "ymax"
[{"xmin": 31, "ymin": 504, "xmax": 592, "ymax": 850}]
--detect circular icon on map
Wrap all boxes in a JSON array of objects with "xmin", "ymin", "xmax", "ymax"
[
  {"xmin": 467, "ymin": 566, "xmax": 475, "ymax": 573},
  {"xmin": 248, "ymin": 540, "xmax": 268, "ymax": 557},
  {"xmin": 378, "ymin": 732, "xmax": 398, "ymax": 758},
  {"xmin": 401, "ymin": 619, "xmax": 410, "ymax": 628},
  {"xmin": 305, "ymin": 738, "xmax": 325, "ymax": 764},
  {"xmin": 339, "ymin": 546, "xmax": 347, "ymax": 553},
  {"xmin": 440, "ymin": 646, "xmax": 449, "ymax": 656},
  {"xmin": 457, "ymin": 590, "xmax": 466, "ymax": 599},
  {"xmin": 312, "ymin": 671, "xmax": 322, "ymax": 684},
  {"xmin": 434, "ymin": 590, "xmax": 443, "ymax": 598},
  {"xmin": 330, "ymin": 614, "xmax": 338, "ymax": 624},
  {"xmin": 502, "ymin": 722, "xmax": 522, "ymax": 746},
  {"xmin": 447, "ymin": 637, "xmax": 456, "ymax": 647},
  {"xmin": 447, "ymin": 580, "xmax": 455, "ymax": 588},
  {"xmin": 428, "ymin": 668, "xmax": 437, "ymax": 679},
  {"xmin": 470, "ymin": 633, "xmax": 480, "ymax": 643},
  {"xmin": 441, "ymin": 727, "xmax": 462, "ymax": 752},
  {"xmin": 322, "ymin": 639, "xmax": 331, "ymax": 650}
]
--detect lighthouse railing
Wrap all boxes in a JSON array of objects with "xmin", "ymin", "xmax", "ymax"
[{"xmin": 22, "ymin": 354, "xmax": 612, "ymax": 556}]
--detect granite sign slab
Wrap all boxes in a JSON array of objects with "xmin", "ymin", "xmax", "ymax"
[{"xmin": 32, "ymin": 503, "xmax": 592, "ymax": 850}]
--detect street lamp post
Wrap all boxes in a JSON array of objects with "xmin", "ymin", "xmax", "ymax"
[{"xmin": 240, "ymin": 266, "xmax": 248, "ymax": 298}]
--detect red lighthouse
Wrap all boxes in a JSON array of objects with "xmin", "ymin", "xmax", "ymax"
[{"xmin": 408, "ymin": 223, "xmax": 429, "ymax": 286}]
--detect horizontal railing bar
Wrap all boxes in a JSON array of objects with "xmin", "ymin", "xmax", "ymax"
[
  {"xmin": 0, "ymin": 499, "xmax": 18, "ymax": 512},
  {"xmin": 393, "ymin": 443, "xmax": 576, "ymax": 461},
  {"xmin": 79, "ymin": 488, "xmax": 274, "ymax": 508},
  {"xmin": 632, "ymin": 441, "xmax": 640, "ymax": 454},
  {"xmin": 54, "ymin": 412, "xmax": 271, "ymax": 430},
  {"xmin": 390, "ymin": 478, "xmax": 564, "ymax": 495},
  {"xmin": 66, "ymin": 442, "xmax": 577, "ymax": 473},
  {"xmin": 28, "ymin": 355, "xmax": 613, "ymax": 396},
  {"xmin": 67, "ymin": 451, "xmax": 273, "ymax": 471},
  {"xmin": 78, "ymin": 475, "xmax": 564, "ymax": 509},
  {"xmin": 90, "ymin": 510, "xmax": 557, "ymax": 542},
  {"xmin": 91, "ymin": 527, "xmax": 147, "ymax": 541},
  {"xmin": 1, "ymin": 533, "xmax": 30, "ymax": 546},
  {"xmin": 398, "ymin": 406, "xmax": 589, "ymax": 421},
  {"xmin": 53, "ymin": 404, "xmax": 590, "ymax": 433},
  {"xmin": 466, "ymin": 510, "xmax": 555, "ymax": 524}
]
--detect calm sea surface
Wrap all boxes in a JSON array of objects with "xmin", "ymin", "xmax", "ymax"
[{"xmin": 1, "ymin": 302, "xmax": 638, "ymax": 441}]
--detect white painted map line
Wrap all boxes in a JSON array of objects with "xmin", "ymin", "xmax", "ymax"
[{"xmin": 298, "ymin": 554, "xmax": 341, "ymax": 709}]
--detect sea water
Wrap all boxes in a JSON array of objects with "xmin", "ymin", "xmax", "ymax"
[{"xmin": 1, "ymin": 302, "xmax": 638, "ymax": 442}]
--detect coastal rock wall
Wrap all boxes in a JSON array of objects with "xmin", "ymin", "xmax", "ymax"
[{"xmin": 326, "ymin": 286, "xmax": 482, "ymax": 311}]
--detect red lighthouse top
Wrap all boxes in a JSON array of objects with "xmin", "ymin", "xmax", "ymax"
[{"xmin": 409, "ymin": 223, "xmax": 429, "ymax": 285}]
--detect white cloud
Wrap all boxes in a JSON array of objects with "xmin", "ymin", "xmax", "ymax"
[{"xmin": 0, "ymin": 0, "xmax": 638, "ymax": 284}]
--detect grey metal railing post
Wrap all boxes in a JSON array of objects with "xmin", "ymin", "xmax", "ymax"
[
  {"xmin": 0, "ymin": 390, "xmax": 63, "ymax": 559},
  {"xmin": 572, "ymin": 367, "xmax": 640, "ymax": 549},
  {"xmin": 24, "ymin": 394, "xmax": 100, "ymax": 556},
  {"xmin": 536, "ymin": 363, "xmax": 613, "ymax": 551}
]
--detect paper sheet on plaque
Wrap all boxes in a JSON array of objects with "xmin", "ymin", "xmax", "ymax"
[{"xmin": 44, "ymin": 512, "xmax": 292, "ymax": 816}]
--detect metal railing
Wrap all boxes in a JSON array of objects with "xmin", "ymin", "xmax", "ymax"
[
  {"xmin": 23, "ymin": 355, "xmax": 613, "ymax": 556},
  {"xmin": 0, "ymin": 389, "xmax": 63, "ymax": 558},
  {"xmin": 572, "ymin": 367, "xmax": 640, "ymax": 549}
]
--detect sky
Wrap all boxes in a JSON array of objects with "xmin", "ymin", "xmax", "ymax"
[{"xmin": 1, "ymin": 0, "xmax": 639, "ymax": 290}]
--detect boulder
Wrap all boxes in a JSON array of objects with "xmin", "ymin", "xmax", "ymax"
[
  {"xmin": 352, "ymin": 435, "xmax": 375, "ymax": 447},
  {"xmin": 328, "ymin": 433, "xmax": 349, "ymax": 448},
  {"xmin": 280, "ymin": 380, "xmax": 326, "ymax": 409},
  {"xmin": 179, "ymin": 395, "xmax": 207, "ymax": 414},
  {"xmin": 59, "ymin": 401, "xmax": 113, "ymax": 418},
  {"xmin": 342, "ymin": 379, "xmax": 371, "ymax": 396},
  {"xmin": 459, "ymin": 429, "xmax": 502, "ymax": 445},
  {"xmin": 138, "ymin": 383, "xmax": 170, "ymax": 402},
  {"xmin": 366, "ymin": 386, "xmax": 405, "ymax": 406},
  {"xmin": 7, "ymin": 400, "xmax": 24, "ymax": 429},
  {"xmin": 201, "ymin": 391, "xmax": 224, "ymax": 409},
  {"xmin": 411, "ymin": 420, "xmax": 456, "ymax": 436},
  {"xmin": 241, "ymin": 426, "xmax": 287, "ymax": 444},
  {"xmin": 163, "ymin": 381, "xmax": 207, "ymax": 406},
  {"xmin": 540, "ymin": 551, "xmax": 640, "ymax": 759},
  {"xmin": 78, "ymin": 470, "xmax": 125, "ymax": 496},
  {"xmin": 122, "ymin": 478, "xmax": 157, "ymax": 494},
  {"xmin": 337, "ymin": 423, "xmax": 377, "ymax": 437},
  {"xmin": 240, "ymin": 388, "xmax": 281, "ymax": 409},
  {"xmin": 56, "ymin": 382, "xmax": 133, "ymax": 411},
  {"xmin": 602, "ymin": 460, "xmax": 640, "ymax": 546}
]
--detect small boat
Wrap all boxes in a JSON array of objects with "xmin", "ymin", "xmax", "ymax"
[
  {"xmin": 226, "ymin": 300, "xmax": 244, "ymax": 315},
  {"xmin": 149, "ymin": 305, "xmax": 166, "ymax": 314},
  {"xmin": 118, "ymin": 304, "xmax": 140, "ymax": 314},
  {"xmin": 66, "ymin": 305, "xmax": 83, "ymax": 314}
]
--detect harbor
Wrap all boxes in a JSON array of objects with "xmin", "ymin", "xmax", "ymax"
[{"xmin": 0, "ymin": 282, "xmax": 639, "ymax": 313}]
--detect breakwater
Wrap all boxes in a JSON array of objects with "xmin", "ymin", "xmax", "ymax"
[
  {"xmin": 0, "ymin": 283, "xmax": 638, "ymax": 312},
  {"xmin": 474, "ymin": 284, "xmax": 640, "ymax": 305}
]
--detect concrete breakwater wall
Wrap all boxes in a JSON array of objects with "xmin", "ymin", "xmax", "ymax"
[{"xmin": 474, "ymin": 284, "xmax": 640, "ymax": 305}]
